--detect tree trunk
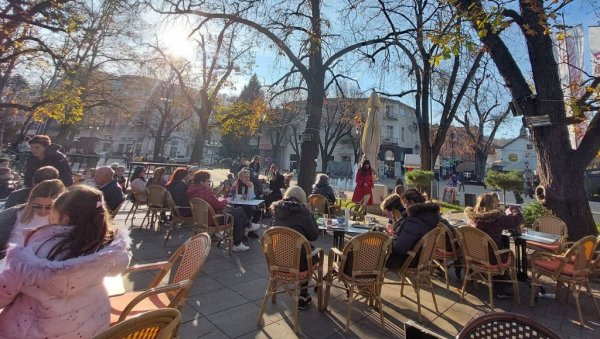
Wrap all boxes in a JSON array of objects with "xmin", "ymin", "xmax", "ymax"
[
  {"xmin": 474, "ymin": 149, "xmax": 487, "ymax": 181},
  {"xmin": 298, "ymin": 79, "xmax": 324, "ymax": 193},
  {"xmin": 189, "ymin": 103, "xmax": 211, "ymax": 164}
]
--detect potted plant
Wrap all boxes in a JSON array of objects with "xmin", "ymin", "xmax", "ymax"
[
  {"xmin": 405, "ymin": 170, "xmax": 435, "ymax": 194},
  {"xmin": 484, "ymin": 170, "xmax": 524, "ymax": 206}
]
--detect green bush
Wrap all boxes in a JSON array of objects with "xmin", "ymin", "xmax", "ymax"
[
  {"xmin": 522, "ymin": 201, "xmax": 551, "ymax": 227},
  {"xmin": 484, "ymin": 170, "xmax": 524, "ymax": 204},
  {"xmin": 405, "ymin": 170, "xmax": 435, "ymax": 193}
]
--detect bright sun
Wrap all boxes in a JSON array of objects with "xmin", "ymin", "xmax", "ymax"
[{"xmin": 159, "ymin": 24, "xmax": 195, "ymax": 59}]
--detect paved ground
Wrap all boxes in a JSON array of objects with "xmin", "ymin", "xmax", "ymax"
[{"xmin": 115, "ymin": 200, "xmax": 600, "ymax": 339}]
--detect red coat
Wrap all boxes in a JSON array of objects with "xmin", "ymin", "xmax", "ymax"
[
  {"xmin": 187, "ymin": 184, "xmax": 228, "ymax": 213},
  {"xmin": 352, "ymin": 169, "xmax": 374, "ymax": 205}
]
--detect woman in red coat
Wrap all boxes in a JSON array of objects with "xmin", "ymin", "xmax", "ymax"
[{"xmin": 352, "ymin": 159, "xmax": 374, "ymax": 205}]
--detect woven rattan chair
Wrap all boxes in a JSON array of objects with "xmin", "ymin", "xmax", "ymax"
[
  {"xmin": 140, "ymin": 185, "xmax": 170, "ymax": 231},
  {"xmin": 457, "ymin": 227, "xmax": 519, "ymax": 310},
  {"xmin": 349, "ymin": 194, "xmax": 370, "ymax": 221},
  {"xmin": 432, "ymin": 222, "xmax": 462, "ymax": 290},
  {"xmin": 190, "ymin": 198, "xmax": 234, "ymax": 255},
  {"xmin": 530, "ymin": 235, "xmax": 599, "ymax": 326},
  {"xmin": 527, "ymin": 216, "xmax": 568, "ymax": 254},
  {"xmin": 385, "ymin": 227, "xmax": 441, "ymax": 322},
  {"xmin": 308, "ymin": 194, "xmax": 329, "ymax": 215},
  {"xmin": 163, "ymin": 192, "xmax": 194, "ymax": 246},
  {"xmin": 109, "ymin": 233, "xmax": 211, "ymax": 324},
  {"xmin": 323, "ymin": 232, "xmax": 392, "ymax": 331},
  {"xmin": 124, "ymin": 191, "xmax": 147, "ymax": 225},
  {"xmin": 456, "ymin": 312, "xmax": 561, "ymax": 339},
  {"xmin": 257, "ymin": 227, "xmax": 324, "ymax": 333},
  {"xmin": 93, "ymin": 308, "xmax": 181, "ymax": 339},
  {"xmin": 590, "ymin": 235, "xmax": 600, "ymax": 278}
]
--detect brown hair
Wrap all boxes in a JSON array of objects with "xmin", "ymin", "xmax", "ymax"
[
  {"xmin": 149, "ymin": 167, "xmax": 165, "ymax": 185},
  {"xmin": 47, "ymin": 185, "xmax": 113, "ymax": 261},
  {"xmin": 21, "ymin": 179, "xmax": 66, "ymax": 223},
  {"xmin": 401, "ymin": 188, "xmax": 426, "ymax": 205},
  {"xmin": 474, "ymin": 193, "xmax": 499, "ymax": 213},
  {"xmin": 29, "ymin": 135, "xmax": 51, "ymax": 147},
  {"xmin": 394, "ymin": 184, "xmax": 405, "ymax": 196},
  {"xmin": 33, "ymin": 166, "xmax": 59, "ymax": 185},
  {"xmin": 193, "ymin": 170, "xmax": 211, "ymax": 184}
]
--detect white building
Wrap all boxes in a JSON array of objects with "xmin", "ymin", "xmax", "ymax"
[{"xmin": 489, "ymin": 128, "xmax": 537, "ymax": 173}]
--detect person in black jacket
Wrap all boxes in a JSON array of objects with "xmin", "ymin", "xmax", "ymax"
[
  {"xmin": 385, "ymin": 189, "xmax": 440, "ymax": 269},
  {"xmin": 311, "ymin": 174, "xmax": 336, "ymax": 204},
  {"xmin": 270, "ymin": 186, "xmax": 319, "ymax": 310},
  {"xmin": 4, "ymin": 166, "xmax": 59, "ymax": 210},
  {"xmin": 380, "ymin": 184, "xmax": 407, "ymax": 222},
  {"xmin": 24, "ymin": 135, "xmax": 73, "ymax": 188},
  {"xmin": 166, "ymin": 168, "xmax": 191, "ymax": 217}
]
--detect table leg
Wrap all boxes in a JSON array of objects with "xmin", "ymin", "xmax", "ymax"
[{"xmin": 333, "ymin": 230, "xmax": 344, "ymax": 250}]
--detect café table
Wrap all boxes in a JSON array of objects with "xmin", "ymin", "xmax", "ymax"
[
  {"xmin": 317, "ymin": 218, "xmax": 374, "ymax": 249},
  {"xmin": 227, "ymin": 198, "xmax": 265, "ymax": 206},
  {"xmin": 503, "ymin": 229, "xmax": 562, "ymax": 282}
]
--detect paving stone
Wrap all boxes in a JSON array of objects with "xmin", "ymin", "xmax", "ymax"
[
  {"xmin": 210, "ymin": 266, "xmax": 262, "ymax": 286},
  {"xmin": 179, "ymin": 317, "xmax": 229, "ymax": 339},
  {"xmin": 187, "ymin": 288, "xmax": 252, "ymax": 316},
  {"xmin": 207, "ymin": 302, "xmax": 286, "ymax": 338},
  {"xmin": 230, "ymin": 277, "xmax": 271, "ymax": 301}
]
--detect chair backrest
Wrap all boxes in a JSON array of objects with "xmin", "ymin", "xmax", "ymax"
[
  {"xmin": 457, "ymin": 227, "xmax": 502, "ymax": 267},
  {"xmin": 562, "ymin": 235, "xmax": 597, "ymax": 273},
  {"xmin": 262, "ymin": 227, "xmax": 313, "ymax": 278},
  {"xmin": 341, "ymin": 231, "xmax": 392, "ymax": 280},
  {"xmin": 391, "ymin": 209, "xmax": 403, "ymax": 223},
  {"xmin": 164, "ymin": 191, "xmax": 182, "ymax": 218},
  {"xmin": 532, "ymin": 216, "xmax": 567, "ymax": 237},
  {"xmin": 308, "ymin": 194, "xmax": 329, "ymax": 214},
  {"xmin": 435, "ymin": 222, "xmax": 459, "ymax": 256},
  {"xmin": 109, "ymin": 201, "xmax": 125, "ymax": 218},
  {"xmin": 93, "ymin": 308, "xmax": 181, "ymax": 339},
  {"xmin": 400, "ymin": 227, "xmax": 440, "ymax": 272},
  {"xmin": 150, "ymin": 233, "xmax": 211, "ymax": 288},
  {"xmin": 189, "ymin": 197, "xmax": 221, "ymax": 227},
  {"xmin": 146, "ymin": 185, "xmax": 168, "ymax": 208},
  {"xmin": 456, "ymin": 312, "xmax": 561, "ymax": 339}
]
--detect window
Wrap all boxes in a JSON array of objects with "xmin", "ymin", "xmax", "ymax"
[
  {"xmin": 386, "ymin": 105, "xmax": 391, "ymax": 115},
  {"xmin": 172, "ymin": 140, "xmax": 178, "ymax": 146},
  {"xmin": 401, "ymin": 127, "xmax": 405, "ymax": 142},
  {"xmin": 527, "ymin": 144, "xmax": 533, "ymax": 150},
  {"xmin": 386, "ymin": 125, "xmax": 394, "ymax": 139},
  {"xmin": 341, "ymin": 155, "xmax": 351, "ymax": 162}
]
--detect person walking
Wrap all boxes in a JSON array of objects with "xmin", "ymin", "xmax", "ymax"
[
  {"xmin": 351, "ymin": 159, "xmax": 374, "ymax": 205},
  {"xmin": 24, "ymin": 135, "xmax": 73, "ymax": 188}
]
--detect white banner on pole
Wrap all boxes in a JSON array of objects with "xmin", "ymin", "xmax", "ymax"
[{"xmin": 590, "ymin": 26, "xmax": 600, "ymax": 77}]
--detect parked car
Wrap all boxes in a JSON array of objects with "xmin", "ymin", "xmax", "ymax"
[{"xmin": 585, "ymin": 170, "xmax": 600, "ymax": 202}]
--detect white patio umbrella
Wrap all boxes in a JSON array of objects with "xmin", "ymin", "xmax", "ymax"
[{"xmin": 361, "ymin": 91, "xmax": 382, "ymax": 179}]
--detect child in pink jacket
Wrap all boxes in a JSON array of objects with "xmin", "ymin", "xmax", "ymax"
[{"xmin": 0, "ymin": 185, "xmax": 130, "ymax": 338}]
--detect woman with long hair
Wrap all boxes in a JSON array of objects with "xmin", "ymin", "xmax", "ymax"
[
  {"xmin": 148, "ymin": 167, "xmax": 167, "ymax": 187},
  {"xmin": 129, "ymin": 166, "xmax": 147, "ymax": 203},
  {"xmin": 312, "ymin": 173, "xmax": 336, "ymax": 204},
  {"xmin": 0, "ymin": 179, "xmax": 66, "ymax": 259},
  {"xmin": 166, "ymin": 167, "xmax": 191, "ymax": 217},
  {"xmin": 0, "ymin": 185, "xmax": 130, "ymax": 337},
  {"xmin": 352, "ymin": 159, "xmax": 374, "ymax": 205}
]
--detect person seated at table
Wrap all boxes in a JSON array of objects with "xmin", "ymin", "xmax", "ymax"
[
  {"xmin": 385, "ymin": 189, "xmax": 441, "ymax": 270},
  {"xmin": 166, "ymin": 168, "xmax": 191, "ymax": 217},
  {"xmin": 94, "ymin": 166, "xmax": 124, "ymax": 213},
  {"xmin": 129, "ymin": 166, "xmax": 147, "ymax": 203},
  {"xmin": 0, "ymin": 185, "xmax": 130, "ymax": 337},
  {"xmin": 231, "ymin": 169, "xmax": 262, "ymax": 227},
  {"xmin": 114, "ymin": 165, "xmax": 127, "ymax": 193},
  {"xmin": 4, "ymin": 166, "xmax": 59, "ymax": 210},
  {"xmin": 186, "ymin": 165, "xmax": 200, "ymax": 185},
  {"xmin": 312, "ymin": 173, "xmax": 336, "ymax": 204},
  {"xmin": 188, "ymin": 171, "xmax": 260, "ymax": 252},
  {"xmin": 0, "ymin": 179, "xmax": 66, "ymax": 259},
  {"xmin": 381, "ymin": 184, "xmax": 406, "ymax": 223},
  {"xmin": 148, "ymin": 166, "xmax": 167, "ymax": 187},
  {"xmin": 464, "ymin": 192, "xmax": 522, "ymax": 298},
  {"xmin": 82, "ymin": 167, "xmax": 97, "ymax": 186},
  {"xmin": 264, "ymin": 171, "xmax": 285, "ymax": 218},
  {"xmin": 270, "ymin": 186, "xmax": 319, "ymax": 309}
]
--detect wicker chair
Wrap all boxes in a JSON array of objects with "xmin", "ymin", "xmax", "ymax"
[
  {"xmin": 189, "ymin": 198, "xmax": 234, "ymax": 255},
  {"xmin": 308, "ymin": 194, "xmax": 329, "ymax": 215},
  {"xmin": 323, "ymin": 232, "xmax": 392, "ymax": 331},
  {"xmin": 163, "ymin": 192, "xmax": 194, "ymax": 246},
  {"xmin": 529, "ymin": 235, "xmax": 599, "ymax": 326},
  {"xmin": 385, "ymin": 227, "xmax": 441, "ymax": 322},
  {"xmin": 457, "ymin": 227, "xmax": 519, "ymax": 310},
  {"xmin": 590, "ymin": 235, "xmax": 600, "ymax": 277},
  {"xmin": 93, "ymin": 308, "xmax": 181, "ymax": 339},
  {"xmin": 456, "ymin": 312, "xmax": 561, "ymax": 339},
  {"xmin": 527, "ymin": 216, "xmax": 568, "ymax": 254},
  {"xmin": 140, "ymin": 185, "xmax": 170, "ymax": 231},
  {"xmin": 432, "ymin": 222, "xmax": 462, "ymax": 290},
  {"xmin": 349, "ymin": 194, "xmax": 371, "ymax": 221},
  {"xmin": 124, "ymin": 191, "xmax": 147, "ymax": 225},
  {"xmin": 109, "ymin": 233, "xmax": 211, "ymax": 324},
  {"xmin": 257, "ymin": 227, "xmax": 324, "ymax": 333}
]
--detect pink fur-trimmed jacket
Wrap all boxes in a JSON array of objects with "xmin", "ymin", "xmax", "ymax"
[{"xmin": 0, "ymin": 225, "xmax": 130, "ymax": 338}]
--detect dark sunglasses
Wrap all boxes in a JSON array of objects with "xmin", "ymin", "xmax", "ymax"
[{"xmin": 32, "ymin": 205, "xmax": 52, "ymax": 211}]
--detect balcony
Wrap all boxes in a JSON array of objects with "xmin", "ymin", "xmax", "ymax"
[{"xmin": 381, "ymin": 136, "xmax": 398, "ymax": 144}]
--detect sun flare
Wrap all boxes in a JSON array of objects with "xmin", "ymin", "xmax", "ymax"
[{"xmin": 158, "ymin": 24, "xmax": 195, "ymax": 59}]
